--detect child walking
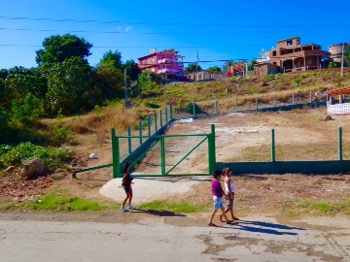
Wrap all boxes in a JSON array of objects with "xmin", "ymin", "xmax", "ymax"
[
  {"xmin": 208, "ymin": 169, "xmax": 233, "ymax": 226},
  {"xmin": 220, "ymin": 168, "xmax": 239, "ymax": 221},
  {"xmin": 121, "ymin": 163, "xmax": 135, "ymax": 212}
]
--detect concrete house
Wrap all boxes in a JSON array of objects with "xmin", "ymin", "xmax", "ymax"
[
  {"xmin": 255, "ymin": 37, "xmax": 330, "ymax": 75},
  {"xmin": 137, "ymin": 49, "xmax": 185, "ymax": 81}
]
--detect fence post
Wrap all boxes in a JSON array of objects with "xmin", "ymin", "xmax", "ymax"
[
  {"xmin": 274, "ymin": 95, "xmax": 277, "ymax": 107},
  {"xmin": 235, "ymin": 97, "xmax": 238, "ymax": 112},
  {"xmin": 309, "ymin": 91, "xmax": 312, "ymax": 103},
  {"xmin": 292, "ymin": 93, "xmax": 295, "ymax": 105},
  {"xmin": 148, "ymin": 116, "xmax": 151, "ymax": 136},
  {"xmin": 111, "ymin": 128, "xmax": 120, "ymax": 178},
  {"xmin": 271, "ymin": 129, "xmax": 276, "ymax": 162},
  {"xmin": 192, "ymin": 101, "xmax": 196, "ymax": 116},
  {"xmin": 128, "ymin": 126, "xmax": 132, "ymax": 154},
  {"xmin": 256, "ymin": 96, "xmax": 259, "ymax": 110},
  {"xmin": 170, "ymin": 104, "xmax": 173, "ymax": 119},
  {"xmin": 339, "ymin": 127, "xmax": 343, "ymax": 161},
  {"xmin": 154, "ymin": 114, "xmax": 158, "ymax": 132},
  {"xmin": 161, "ymin": 136, "xmax": 166, "ymax": 176},
  {"xmin": 139, "ymin": 120, "xmax": 143, "ymax": 145},
  {"xmin": 160, "ymin": 110, "xmax": 163, "ymax": 127},
  {"xmin": 215, "ymin": 100, "xmax": 218, "ymax": 115},
  {"xmin": 208, "ymin": 124, "xmax": 216, "ymax": 174},
  {"xmin": 165, "ymin": 107, "xmax": 168, "ymax": 122}
]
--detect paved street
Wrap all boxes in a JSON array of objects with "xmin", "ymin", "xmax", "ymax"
[{"xmin": 0, "ymin": 215, "xmax": 349, "ymax": 262}]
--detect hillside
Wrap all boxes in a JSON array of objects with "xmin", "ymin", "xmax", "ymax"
[{"xmin": 1, "ymin": 69, "xmax": 350, "ymax": 216}]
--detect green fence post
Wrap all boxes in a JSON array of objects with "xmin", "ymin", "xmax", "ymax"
[
  {"xmin": 215, "ymin": 100, "xmax": 218, "ymax": 115},
  {"xmin": 192, "ymin": 101, "xmax": 195, "ymax": 116},
  {"xmin": 271, "ymin": 129, "xmax": 276, "ymax": 162},
  {"xmin": 339, "ymin": 127, "xmax": 343, "ymax": 161},
  {"xmin": 165, "ymin": 107, "xmax": 168, "ymax": 122},
  {"xmin": 148, "ymin": 116, "xmax": 151, "ymax": 136},
  {"xmin": 128, "ymin": 126, "xmax": 132, "ymax": 154},
  {"xmin": 208, "ymin": 124, "xmax": 216, "ymax": 174},
  {"xmin": 170, "ymin": 104, "xmax": 173, "ymax": 119},
  {"xmin": 256, "ymin": 96, "xmax": 258, "ymax": 110},
  {"xmin": 139, "ymin": 120, "xmax": 143, "ymax": 145},
  {"xmin": 154, "ymin": 114, "xmax": 158, "ymax": 132},
  {"xmin": 161, "ymin": 136, "xmax": 166, "ymax": 176},
  {"xmin": 160, "ymin": 110, "xmax": 163, "ymax": 127},
  {"xmin": 111, "ymin": 128, "xmax": 120, "ymax": 178}
]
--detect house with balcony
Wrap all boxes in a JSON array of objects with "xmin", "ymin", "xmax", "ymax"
[
  {"xmin": 137, "ymin": 49, "xmax": 185, "ymax": 81},
  {"xmin": 255, "ymin": 37, "xmax": 330, "ymax": 75}
]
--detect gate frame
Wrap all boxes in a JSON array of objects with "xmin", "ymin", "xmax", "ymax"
[{"xmin": 112, "ymin": 124, "xmax": 216, "ymax": 178}]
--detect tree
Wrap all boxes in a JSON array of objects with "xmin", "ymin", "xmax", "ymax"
[
  {"xmin": 248, "ymin": 60, "xmax": 257, "ymax": 71},
  {"xmin": 35, "ymin": 34, "xmax": 92, "ymax": 65},
  {"xmin": 207, "ymin": 66, "xmax": 222, "ymax": 73},
  {"xmin": 185, "ymin": 63, "xmax": 202, "ymax": 73},
  {"xmin": 122, "ymin": 60, "xmax": 140, "ymax": 82},
  {"xmin": 92, "ymin": 64, "xmax": 124, "ymax": 102},
  {"xmin": 138, "ymin": 72, "xmax": 162, "ymax": 92},
  {"xmin": 99, "ymin": 50, "xmax": 123, "ymax": 70},
  {"xmin": 45, "ymin": 56, "xmax": 93, "ymax": 114}
]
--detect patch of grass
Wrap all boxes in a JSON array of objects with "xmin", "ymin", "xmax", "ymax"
[
  {"xmin": 138, "ymin": 200, "xmax": 205, "ymax": 213},
  {"xmin": 293, "ymin": 198, "xmax": 350, "ymax": 216},
  {"xmin": 0, "ymin": 190, "xmax": 116, "ymax": 212}
]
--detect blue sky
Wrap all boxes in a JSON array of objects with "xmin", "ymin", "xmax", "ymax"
[{"xmin": 1, "ymin": 0, "xmax": 350, "ymax": 70}]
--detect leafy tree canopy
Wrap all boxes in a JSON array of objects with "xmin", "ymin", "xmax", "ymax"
[
  {"xmin": 98, "ymin": 50, "xmax": 123, "ymax": 70},
  {"xmin": 35, "ymin": 34, "xmax": 92, "ymax": 65},
  {"xmin": 206, "ymin": 66, "xmax": 222, "ymax": 72},
  {"xmin": 185, "ymin": 63, "xmax": 202, "ymax": 73},
  {"xmin": 121, "ymin": 59, "xmax": 140, "ymax": 82}
]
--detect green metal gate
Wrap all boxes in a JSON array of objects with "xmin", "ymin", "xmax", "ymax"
[{"xmin": 112, "ymin": 124, "xmax": 216, "ymax": 178}]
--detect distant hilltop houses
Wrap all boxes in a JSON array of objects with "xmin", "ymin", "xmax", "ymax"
[
  {"xmin": 255, "ymin": 36, "xmax": 350, "ymax": 75},
  {"xmin": 137, "ymin": 37, "xmax": 350, "ymax": 81}
]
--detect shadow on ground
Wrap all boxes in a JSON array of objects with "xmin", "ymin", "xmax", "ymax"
[{"xmin": 132, "ymin": 209, "xmax": 186, "ymax": 217}]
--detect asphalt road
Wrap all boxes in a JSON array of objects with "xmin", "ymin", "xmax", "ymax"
[{"xmin": 0, "ymin": 215, "xmax": 350, "ymax": 262}]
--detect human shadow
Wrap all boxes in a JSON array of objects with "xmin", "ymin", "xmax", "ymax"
[
  {"xmin": 132, "ymin": 208, "xmax": 186, "ymax": 217},
  {"xmin": 231, "ymin": 220, "xmax": 306, "ymax": 236}
]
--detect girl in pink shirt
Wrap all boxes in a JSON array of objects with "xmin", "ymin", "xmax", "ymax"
[{"xmin": 208, "ymin": 169, "xmax": 233, "ymax": 226}]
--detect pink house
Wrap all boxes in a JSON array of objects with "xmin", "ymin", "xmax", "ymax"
[{"xmin": 137, "ymin": 49, "xmax": 185, "ymax": 81}]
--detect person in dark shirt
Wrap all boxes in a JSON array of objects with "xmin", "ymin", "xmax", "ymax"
[
  {"xmin": 208, "ymin": 169, "xmax": 233, "ymax": 226},
  {"xmin": 121, "ymin": 163, "xmax": 134, "ymax": 212}
]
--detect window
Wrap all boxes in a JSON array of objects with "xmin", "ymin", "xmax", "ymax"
[
  {"xmin": 272, "ymin": 51, "xmax": 277, "ymax": 56},
  {"xmin": 287, "ymin": 40, "xmax": 292, "ymax": 46}
]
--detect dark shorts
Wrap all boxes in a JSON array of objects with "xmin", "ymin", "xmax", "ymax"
[
  {"xmin": 123, "ymin": 185, "xmax": 132, "ymax": 193},
  {"xmin": 227, "ymin": 198, "xmax": 234, "ymax": 210}
]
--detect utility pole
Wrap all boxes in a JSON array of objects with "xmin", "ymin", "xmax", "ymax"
[
  {"xmin": 124, "ymin": 67, "xmax": 128, "ymax": 108},
  {"xmin": 341, "ymin": 44, "xmax": 345, "ymax": 78},
  {"xmin": 195, "ymin": 51, "xmax": 199, "ymax": 82}
]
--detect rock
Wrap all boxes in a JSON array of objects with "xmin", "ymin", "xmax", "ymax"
[
  {"xmin": 4, "ymin": 166, "xmax": 15, "ymax": 172},
  {"xmin": 20, "ymin": 158, "xmax": 45, "ymax": 180},
  {"xmin": 89, "ymin": 153, "xmax": 98, "ymax": 159},
  {"xmin": 319, "ymin": 115, "xmax": 333, "ymax": 121}
]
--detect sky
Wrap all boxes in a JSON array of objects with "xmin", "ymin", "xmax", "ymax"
[{"xmin": 1, "ymin": 0, "xmax": 350, "ymax": 70}]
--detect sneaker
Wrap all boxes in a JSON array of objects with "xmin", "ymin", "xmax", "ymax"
[
  {"xmin": 128, "ymin": 205, "xmax": 135, "ymax": 210},
  {"xmin": 121, "ymin": 206, "xmax": 128, "ymax": 212}
]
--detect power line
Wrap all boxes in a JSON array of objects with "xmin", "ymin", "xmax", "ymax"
[{"xmin": 1, "ymin": 15, "xmax": 350, "ymax": 29}]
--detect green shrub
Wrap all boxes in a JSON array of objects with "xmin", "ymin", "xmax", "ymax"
[
  {"xmin": 0, "ymin": 142, "xmax": 73, "ymax": 169},
  {"xmin": 294, "ymin": 78, "xmax": 302, "ymax": 85},
  {"xmin": 53, "ymin": 120, "xmax": 75, "ymax": 144}
]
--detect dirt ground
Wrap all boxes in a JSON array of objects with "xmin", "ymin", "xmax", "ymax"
[{"xmin": 1, "ymin": 108, "xmax": 350, "ymax": 222}]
